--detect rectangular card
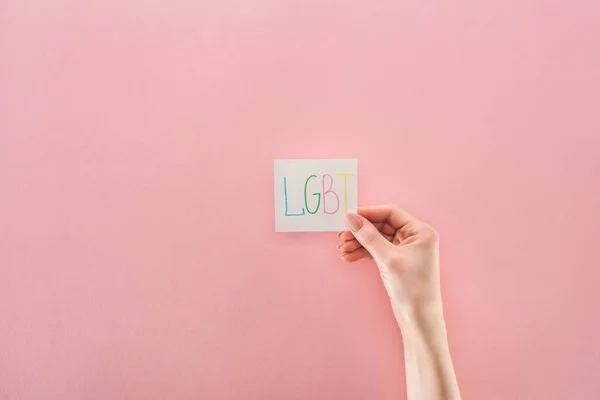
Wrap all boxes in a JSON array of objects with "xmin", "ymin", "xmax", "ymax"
[{"xmin": 274, "ymin": 159, "xmax": 358, "ymax": 232}]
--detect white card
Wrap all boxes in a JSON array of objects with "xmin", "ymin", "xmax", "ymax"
[{"xmin": 274, "ymin": 159, "xmax": 358, "ymax": 232}]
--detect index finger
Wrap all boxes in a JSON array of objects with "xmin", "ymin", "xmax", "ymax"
[{"xmin": 357, "ymin": 204, "xmax": 419, "ymax": 229}]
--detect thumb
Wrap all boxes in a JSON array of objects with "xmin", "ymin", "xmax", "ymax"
[{"xmin": 345, "ymin": 213, "xmax": 391, "ymax": 259}]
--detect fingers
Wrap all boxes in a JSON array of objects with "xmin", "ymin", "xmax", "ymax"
[
  {"xmin": 345, "ymin": 213, "xmax": 393, "ymax": 260},
  {"xmin": 338, "ymin": 234, "xmax": 393, "ymax": 251},
  {"xmin": 358, "ymin": 204, "xmax": 418, "ymax": 230},
  {"xmin": 339, "ymin": 248, "xmax": 372, "ymax": 262},
  {"xmin": 374, "ymin": 222, "xmax": 397, "ymax": 236},
  {"xmin": 337, "ymin": 222, "xmax": 395, "ymax": 241},
  {"xmin": 337, "ymin": 238, "xmax": 363, "ymax": 253},
  {"xmin": 336, "ymin": 205, "xmax": 424, "ymax": 263},
  {"xmin": 338, "ymin": 230, "xmax": 354, "ymax": 241}
]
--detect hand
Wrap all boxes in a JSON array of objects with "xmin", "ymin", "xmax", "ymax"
[
  {"xmin": 338, "ymin": 205, "xmax": 461, "ymax": 399},
  {"xmin": 337, "ymin": 205, "xmax": 442, "ymax": 313}
]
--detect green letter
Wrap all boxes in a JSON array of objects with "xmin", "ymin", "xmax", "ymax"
[{"xmin": 304, "ymin": 174, "xmax": 321, "ymax": 214}]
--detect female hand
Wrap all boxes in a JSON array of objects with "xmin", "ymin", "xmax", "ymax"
[
  {"xmin": 338, "ymin": 204, "xmax": 461, "ymax": 400},
  {"xmin": 337, "ymin": 204, "xmax": 442, "ymax": 315}
]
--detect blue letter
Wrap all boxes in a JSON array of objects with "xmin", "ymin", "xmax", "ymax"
[{"xmin": 284, "ymin": 177, "xmax": 305, "ymax": 216}]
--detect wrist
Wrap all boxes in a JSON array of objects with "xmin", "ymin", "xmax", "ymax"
[{"xmin": 392, "ymin": 300, "xmax": 447, "ymax": 340}]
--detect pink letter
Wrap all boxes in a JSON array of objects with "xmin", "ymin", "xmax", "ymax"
[{"xmin": 322, "ymin": 174, "xmax": 340, "ymax": 214}]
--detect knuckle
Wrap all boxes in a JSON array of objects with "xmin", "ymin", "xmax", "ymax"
[
  {"xmin": 361, "ymin": 229, "xmax": 378, "ymax": 246},
  {"xmin": 421, "ymin": 226, "xmax": 440, "ymax": 242}
]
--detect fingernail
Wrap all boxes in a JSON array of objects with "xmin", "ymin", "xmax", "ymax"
[
  {"xmin": 337, "ymin": 231, "xmax": 344, "ymax": 238},
  {"xmin": 345, "ymin": 213, "xmax": 363, "ymax": 232},
  {"xmin": 336, "ymin": 243, "xmax": 343, "ymax": 249},
  {"xmin": 339, "ymin": 252, "xmax": 348, "ymax": 259}
]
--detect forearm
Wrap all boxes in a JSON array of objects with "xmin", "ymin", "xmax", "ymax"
[{"xmin": 394, "ymin": 303, "xmax": 461, "ymax": 400}]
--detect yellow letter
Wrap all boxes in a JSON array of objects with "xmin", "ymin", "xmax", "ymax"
[{"xmin": 336, "ymin": 173, "xmax": 355, "ymax": 213}]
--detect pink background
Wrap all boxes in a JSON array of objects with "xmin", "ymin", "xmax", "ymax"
[{"xmin": 1, "ymin": 1, "xmax": 600, "ymax": 399}]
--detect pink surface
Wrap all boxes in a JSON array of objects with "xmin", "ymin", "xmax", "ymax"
[{"xmin": 1, "ymin": 1, "xmax": 600, "ymax": 399}]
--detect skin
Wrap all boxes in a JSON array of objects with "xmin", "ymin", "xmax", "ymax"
[{"xmin": 337, "ymin": 204, "xmax": 461, "ymax": 400}]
